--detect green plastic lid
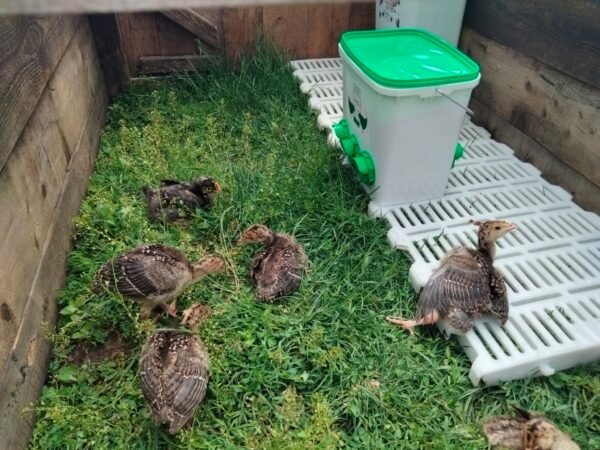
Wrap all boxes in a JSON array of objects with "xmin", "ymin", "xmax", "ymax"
[{"xmin": 340, "ymin": 28, "xmax": 480, "ymax": 89}]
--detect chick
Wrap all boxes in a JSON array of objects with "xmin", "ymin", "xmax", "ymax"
[
  {"xmin": 482, "ymin": 407, "xmax": 580, "ymax": 450},
  {"xmin": 387, "ymin": 220, "xmax": 517, "ymax": 334},
  {"xmin": 93, "ymin": 244, "xmax": 224, "ymax": 319},
  {"xmin": 143, "ymin": 176, "xmax": 221, "ymax": 222},
  {"xmin": 238, "ymin": 225, "xmax": 307, "ymax": 302},
  {"xmin": 140, "ymin": 303, "xmax": 212, "ymax": 434}
]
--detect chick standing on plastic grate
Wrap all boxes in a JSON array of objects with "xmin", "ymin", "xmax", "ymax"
[
  {"xmin": 482, "ymin": 406, "xmax": 580, "ymax": 450},
  {"xmin": 386, "ymin": 219, "xmax": 517, "ymax": 334}
]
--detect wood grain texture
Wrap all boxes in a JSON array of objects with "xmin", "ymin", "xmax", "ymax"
[
  {"xmin": 1, "ymin": 0, "xmax": 361, "ymax": 14},
  {"xmin": 161, "ymin": 8, "xmax": 224, "ymax": 49},
  {"xmin": 89, "ymin": 14, "xmax": 131, "ymax": 97},
  {"xmin": 116, "ymin": 12, "xmax": 198, "ymax": 75},
  {"xmin": 263, "ymin": 5, "xmax": 309, "ymax": 58},
  {"xmin": 306, "ymin": 4, "xmax": 350, "ymax": 58},
  {"xmin": 461, "ymin": 28, "xmax": 600, "ymax": 187},
  {"xmin": 463, "ymin": 0, "xmax": 600, "ymax": 89},
  {"xmin": 0, "ymin": 19, "xmax": 108, "ymax": 449},
  {"xmin": 0, "ymin": 92, "xmax": 107, "ymax": 450},
  {"xmin": 348, "ymin": 0, "xmax": 374, "ymax": 30},
  {"xmin": 118, "ymin": 2, "xmax": 373, "ymax": 73},
  {"xmin": 154, "ymin": 13, "xmax": 198, "ymax": 55},
  {"xmin": 0, "ymin": 18, "xmax": 107, "ymax": 385},
  {"xmin": 0, "ymin": 15, "xmax": 83, "ymax": 173},
  {"xmin": 138, "ymin": 54, "xmax": 207, "ymax": 74},
  {"xmin": 222, "ymin": 2, "xmax": 372, "ymax": 64},
  {"xmin": 470, "ymin": 98, "xmax": 600, "ymax": 213},
  {"xmin": 222, "ymin": 6, "xmax": 263, "ymax": 64},
  {"xmin": 116, "ymin": 13, "xmax": 161, "ymax": 75}
]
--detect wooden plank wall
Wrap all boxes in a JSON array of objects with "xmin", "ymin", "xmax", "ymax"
[
  {"xmin": 461, "ymin": 0, "xmax": 600, "ymax": 212},
  {"xmin": 116, "ymin": 2, "xmax": 374, "ymax": 75},
  {"xmin": 0, "ymin": 16, "xmax": 108, "ymax": 449}
]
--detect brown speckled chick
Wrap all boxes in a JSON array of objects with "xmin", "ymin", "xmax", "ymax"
[
  {"xmin": 387, "ymin": 219, "xmax": 517, "ymax": 334},
  {"xmin": 139, "ymin": 303, "xmax": 212, "ymax": 434},
  {"xmin": 238, "ymin": 225, "xmax": 307, "ymax": 302},
  {"xmin": 143, "ymin": 176, "xmax": 221, "ymax": 222},
  {"xmin": 92, "ymin": 244, "xmax": 224, "ymax": 319},
  {"xmin": 482, "ymin": 407, "xmax": 580, "ymax": 450}
]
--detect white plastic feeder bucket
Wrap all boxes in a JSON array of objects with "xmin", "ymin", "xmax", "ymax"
[
  {"xmin": 333, "ymin": 29, "xmax": 480, "ymax": 213},
  {"xmin": 376, "ymin": 0, "xmax": 467, "ymax": 46}
]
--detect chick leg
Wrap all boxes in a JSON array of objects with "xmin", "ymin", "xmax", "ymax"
[
  {"xmin": 160, "ymin": 300, "xmax": 178, "ymax": 318},
  {"xmin": 140, "ymin": 303, "xmax": 154, "ymax": 320},
  {"xmin": 386, "ymin": 309, "xmax": 440, "ymax": 335}
]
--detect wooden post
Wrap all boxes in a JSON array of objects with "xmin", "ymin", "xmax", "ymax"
[{"xmin": 89, "ymin": 14, "xmax": 130, "ymax": 97}]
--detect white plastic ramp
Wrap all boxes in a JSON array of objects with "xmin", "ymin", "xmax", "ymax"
[{"xmin": 291, "ymin": 57, "xmax": 600, "ymax": 385}]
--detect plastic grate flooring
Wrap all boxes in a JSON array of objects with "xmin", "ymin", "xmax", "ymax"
[{"xmin": 291, "ymin": 57, "xmax": 600, "ymax": 385}]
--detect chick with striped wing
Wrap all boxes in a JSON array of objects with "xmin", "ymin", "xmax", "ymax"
[{"xmin": 387, "ymin": 220, "xmax": 517, "ymax": 334}]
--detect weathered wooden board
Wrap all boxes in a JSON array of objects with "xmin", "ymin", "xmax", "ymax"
[
  {"xmin": 118, "ymin": 3, "xmax": 373, "ymax": 74},
  {"xmin": 0, "ymin": 15, "xmax": 83, "ymax": 173},
  {"xmin": 348, "ymin": 0, "xmax": 374, "ymax": 30},
  {"xmin": 161, "ymin": 8, "xmax": 224, "ymax": 49},
  {"xmin": 0, "ymin": 0, "xmax": 364, "ymax": 15},
  {"xmin": 263, "ymin": 5, "xmax": 310, "ymax": 58},
  {"xmin": 116, "ymin": 13, "xmax": 161, "ymax": 75},
  {"xmin": 89, "ymin": 14, "xmax": 131, "ymax": 97},
  {"xmin": 116, "ymin": 12, "xmax": 197, "ymax": 75},
  {"xmin": 0, "ymin": 91, "xmax": 107, "ymax": 450},
  {"xmin": 154, "ymin": 13, "xmax": 198, "ymax": 55},
  {"xmin": 307, "ymin": 4, "xmax": 348, "ymax": 58},
  {"xmin": 223, "ymin": 3, "xmax": 373, "ymax": 64},
  {"xmin": 461, "ymin": 28, "xmax": 600, "ymax": 188},
  {"xmin": 0, "ymin": 19, "xmax": 108, "ymax": 449},
  {"xmin": 138, "ymin": 54, "xmax": 207, "ymax": 74},
  {"xmin": 0, "ymin": 19, "xmax": 106, "ymax": 381},
  {"xmin": 222, "ymin": 7, "xmax": 264, "ymax": 63},
  {"xmin": 471, "ymin": 98, "xmax": 600, "ymax": 213},
  {"xmin": 463, "ymin": 0, "xmax": 600, "ymax": 89}
]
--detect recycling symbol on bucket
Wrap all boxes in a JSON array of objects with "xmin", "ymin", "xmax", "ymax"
[{"xmin": 348, "ymin": 98, "xmax": 368, "ymax": 131}]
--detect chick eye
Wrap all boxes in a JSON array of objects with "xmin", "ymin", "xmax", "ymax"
[{"xmin": 495, "ymin": 226, "xmax": 501, "ymax": 230}]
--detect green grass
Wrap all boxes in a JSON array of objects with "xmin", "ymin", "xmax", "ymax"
[{"xmin": 31, "ymin": 43, "xmax": 600, "ymax": 449}]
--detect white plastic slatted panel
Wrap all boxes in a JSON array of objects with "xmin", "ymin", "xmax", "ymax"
[
  {"xmin": 290, "ymin": 58, "xmax": 343, "ymax": 93},
  {"xmin": 308, "ymin": 85, "xmax": 344, "ymax": 110},
  {"xmin": 291, "ymin": 57, "xmax": 600, "ymax": 385},
  {"xmin": 405, "ymin": 214, "xmax": 600, "ymax": 385}
]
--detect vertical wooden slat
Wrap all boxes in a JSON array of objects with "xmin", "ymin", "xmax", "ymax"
[
  {"xmin": 306, "ymin": 3, "xmax": 357, "ymax": 58},
  {"xmin": 307, "ymin": 5, "xmax": 333, "ymax": 58},
  {"xmin": 262, "ymin": 5, "xmax": 309, "ymax": 59},
  {"xmin": 348, "ymin": 1, "xmax": 374, "ymax": 30},
  {"xmin": 89, "ymin": 13, "xmax": 130, "ymax": 97},
  {"xmin": 116, "ymin": 13, "xmax": 161, "ymax": 74},
  {"xmin": 222, "ymin": 6, "xmax": 263, "ymax": 63}
]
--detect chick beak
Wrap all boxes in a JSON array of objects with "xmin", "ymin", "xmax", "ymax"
[
  {"xmin": 214, "ymin": 181, "xmax": 222, "ymax": 193},
  {"xmin": 507, "ymin": 223, "xmax": 518, "ymax": 232}
]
